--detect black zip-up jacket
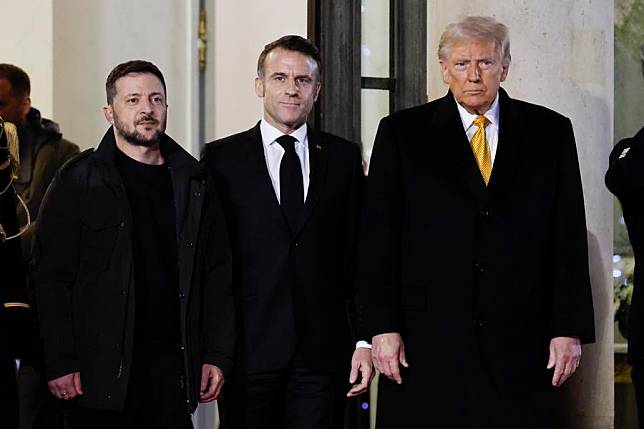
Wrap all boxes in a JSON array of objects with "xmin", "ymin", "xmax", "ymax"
[{"xmin": 34, "ymin": 129, "xmax": 234, "ymax": 411}]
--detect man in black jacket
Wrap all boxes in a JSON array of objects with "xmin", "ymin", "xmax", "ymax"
[
  {"xmin": 34, "ymin": 60, "xmax": 234, "ymax": 428},
  {"xmin": 606, "ymin": 125, "xmax": 644, "ymax": 428},
  {"xmin": 203, "ymin": 36, "xmax": 372, "ymax": 429}
]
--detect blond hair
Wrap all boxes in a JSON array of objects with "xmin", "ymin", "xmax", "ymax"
[{"xmin": 438, "ymin": 16, "xmax": 511, "ymax": 66}]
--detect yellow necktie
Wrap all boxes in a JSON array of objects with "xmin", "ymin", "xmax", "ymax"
[{"xmin": 470, "ymin": 115, "xmax": 492, "ymax": 185}]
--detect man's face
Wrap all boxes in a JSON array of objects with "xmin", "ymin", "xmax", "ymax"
[
  {"xmin": 255, "ymin": 48, "xmax": 321, "ymax": 134},
  {"xmin": 104, "ymin": 73, "xmax": 167, "ymax": 147},
  {"xmin": 0, "ymin": 78, "xmax": 30, "ymax": 126},
  {"xmin": 440, "ymin": 39, "xmax": 509, "ymax": 115}
]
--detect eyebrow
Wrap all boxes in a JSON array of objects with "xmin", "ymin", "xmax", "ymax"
[{"xmin": 123, "ymin": 91, "xmax": 164, "ymax": 97}]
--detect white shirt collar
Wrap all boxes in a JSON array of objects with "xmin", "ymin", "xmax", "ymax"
[
  {"xmin": 455, "ymin": 92, "xmax": 500, "ymax": 131},
  {"xmin": 260, "ymin": 119, "xmax": 308, "ymax": 147}
]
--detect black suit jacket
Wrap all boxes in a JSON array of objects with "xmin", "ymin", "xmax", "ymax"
[
  {"xmin": 358, "ymin": 89, "xmax": 595, "ymax": 428},
  {"xmin": 202, "ymin": 122, "xmax": 363, "ymax": 374},
  {"xmin": 606, "ymin": 125, "xmax": 644, "ymax": 362}
]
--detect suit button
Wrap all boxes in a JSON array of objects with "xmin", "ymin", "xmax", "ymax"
[
  {"xmin": 115, "ymin": 343, "xmax": 120, "ymax": 349},
  {"xmin": 294, "ymin": 242, "xmax": 300, "ymax": 247},
  {"xmin": 180, "ymin": 345, "xmax": 185, "ymax": 351},
  {"xmin": 179, "ymin": 292, "xmax": 185, "ymax": 299},
  {"xmin": 186, "ymin": 241, "xmax": 193, "ymax": 248},
  {"xmin": 119, "ymin": 221, "xmax": 125, "ymax": 229},
  {"xmin": 121, "ymin": 289, "xmax": 127, "ymax": 296},
  {"xmin": 107, "ymin": 393, "xmax": 112, "ymax": 400},
  {"xmin": 194, "ymin": 191, "xmax": 201, "ymax": 198},
  {"xmin": 474, "ymin": 263, "xmax": 485, "ymax": 273},
  {"xmin": 479, "ymin": 210, "xmax": 489, "ymax": 217},
  {"xmin": 473, "ymin": 320, "xmax": 485, "ymax": 327}
]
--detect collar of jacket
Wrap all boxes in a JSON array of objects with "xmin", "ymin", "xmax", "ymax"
[{"xmin": 94, "ymin": 127, "xmax": 206, "ymax": 179}]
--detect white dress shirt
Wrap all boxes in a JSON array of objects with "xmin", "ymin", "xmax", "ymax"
[
  {"xmin": 259, "ymin": 119, "xmax": 370, "ymax": 350},
  {"xmin": 260, "ymin": 119, "xmax": 310, "ymax": 203},
  {"xmin": 455, "ymin": 93, "xmax": 501, "ymax": 165}
]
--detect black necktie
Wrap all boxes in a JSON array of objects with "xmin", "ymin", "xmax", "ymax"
[{"xmin": 276, "ymin": 135, "xmax": 304, "ymax": 232}]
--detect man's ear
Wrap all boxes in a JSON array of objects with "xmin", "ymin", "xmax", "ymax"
[
  {"xmin": 313, "ymin": 81, "xmax": 321, "ymax": 102},
  {"xmin": 103, "ymin": 105, "xmax": 114, "ymax": 124},
  {"xmin": 255, "ymin": 77, "xmax": 265, "ymax": 98},
  {"xmin": 500, "ymin": 62, "xmax": 510, "ymax": 82},
  {"xmin": 439, "ymin": 60, "xmax": 450, "ymax": 85},
  {"xmin": 21, "ymin": 96, "xmax": 31, "ymax": 117}
]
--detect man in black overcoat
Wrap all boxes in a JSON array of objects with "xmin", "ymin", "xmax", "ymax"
[{"xmin": 359, "ymin": 16, "xmax": 595, "ymax": 429}]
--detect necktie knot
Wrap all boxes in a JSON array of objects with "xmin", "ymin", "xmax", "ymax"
[
  {"xmin": 473, "ymin": 115, "xmax": 490, "ymax": 129},
  {"xmin": 276, "ymin": 135, "xmax": 297, "ymax": 152}
]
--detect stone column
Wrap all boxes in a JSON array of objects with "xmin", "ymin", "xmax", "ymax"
[{"xmin": 427, "ymin": 1, "xmax": 614, "ymax": 427}]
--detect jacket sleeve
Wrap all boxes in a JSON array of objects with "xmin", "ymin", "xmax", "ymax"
[
  {"xmin": 20, "ymin": 138, "xmax": 80, "ymax": 264},
  {"xmin": 357, "ymin": 117, "xmax": 404, "ymax": 339},
  {"xmin": 200, "ymin": 178, "xmax": 235, "ymax": 376},
  {"xmin": 343, "ymin": 142, "xmax": 366, "ymax": 342},
  {"xmin": 33, "ymin": 166, "xmax": 81, "ymax": 380},
  {"xmin": 550, "ymin": 117, "xmax": 595, "ymax": 344}
]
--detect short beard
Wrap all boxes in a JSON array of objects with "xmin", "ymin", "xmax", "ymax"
[{"xmin": 113, "ymin": 112, "xmax": 164, "ymax": 147}]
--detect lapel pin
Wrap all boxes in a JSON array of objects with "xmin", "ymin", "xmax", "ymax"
[
  {"xmin": 619, "ymin": 147, "xmax": 630, "ymax": 159},
  {"xmin": 315, "ymin": 144, "xmax": 322, "ymax": 150}
]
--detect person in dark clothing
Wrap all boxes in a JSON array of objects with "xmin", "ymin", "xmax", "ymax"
[
  {"xmin": 34, "ymin": 60, "xmax": 234, "ymax": 429},
  {"xmin": 0, "ymin": 64, "xmax": 79, "ymax": 260},
  {"xmin": 0, "ymin": 63, "xmax": 79, "ymax": 429},
  {"xmin": 0, "ymin": 118, "xmax": 32, "ymax": 429},
  {"xmin": 203, "ymin": 35, "xmax": 372, "ymax": 429},
  {"xmin": 606, "ymin": 125, "xmax": 644, "ymax": 428}
]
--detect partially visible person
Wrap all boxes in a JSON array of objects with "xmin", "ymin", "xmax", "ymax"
[
  {"xmin": 0, "ymin": 64, "xmax": 79, "ymax": 258},
  {"xmin": 607, "ymin": 125, "xmax": 644, "ymax": 428},
  {"xmin": 0, "ymin": 118, "xmax": 32, "ymax": 429},
  {"xmin": 34, "ymin": 60, "xmax": 234, "ymax": 429},
  {"xmin": 0, "ymin": 64, "xmax": 79, "ymax": 429}
]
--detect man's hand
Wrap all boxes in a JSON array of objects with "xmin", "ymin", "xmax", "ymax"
[
  {"xmin": 372, "ymin": 332, "xmax": 408, "ymax": 384},
  {"xmin": 199, "ymin": 364, "xmax": 224, "ymax": 403},
  {"xmin": 347, "ymin": 347, "xmax": 374, "ymax": 397},
  {"xmin": 48, "ymin": 372, "xmax": 83, "ymax": 400},
  {"xmin": 547, "ymin": 336, "xmax": 581, "ymax": 387}
]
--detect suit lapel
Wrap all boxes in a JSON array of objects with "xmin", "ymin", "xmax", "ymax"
[
  {"xmin": 247, "ymin": 124, "xmax": 289, "ymax": 231},
  {"xmin": 293, "ymin": 126, "xmax": 327, "ymax": 237},
  {"xmin": 430, "ymin": 93, "xmax": 488, "ymax": 208}
]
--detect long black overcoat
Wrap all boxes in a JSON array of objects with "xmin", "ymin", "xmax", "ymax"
[{"xmin": 359, "ymin": 89, "xmax": 595, "ymax": 429}]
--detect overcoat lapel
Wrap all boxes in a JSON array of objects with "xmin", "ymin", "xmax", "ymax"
[
  {"xmin": 487, "ymin": 88, "xmax": 523, "ymax": 202},
  {"xmin": 430, "ymin": 93, "xmax": 488, "ymax": 208}
]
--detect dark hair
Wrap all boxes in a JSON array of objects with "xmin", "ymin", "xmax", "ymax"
[
  {"xmin": 257, "ymin": 35, "xmax": 322, "ymax": 80},
  {"xmin": 105, "ymin": 60, "xmax": 166, "ymax": 104},
  {"xmin": 0, "ymin": 64, "xmax": 30, "ymax": 98}
]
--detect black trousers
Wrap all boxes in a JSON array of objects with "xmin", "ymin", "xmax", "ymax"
[
  {"xmin": 220, "ymin": 357, "xmax": 346, "ymax": 429},
  {"xmin": 65, "ymin": 351, "xmax": 192, "ymax": 429}
]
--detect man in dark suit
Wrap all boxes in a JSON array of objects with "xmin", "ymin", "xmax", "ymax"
[
  {"xmin": 606, "ymin": 125, "xmax": 644, "ymax": 428},
  {"xmin": 202, "ymin": 35, "xmax": 372, "ymax": 429},
  {"xmin": 359, "ymin": 16, "xmax": 595, "ymax": 428}
]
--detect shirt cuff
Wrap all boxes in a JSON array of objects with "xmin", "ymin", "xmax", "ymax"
[{"xmin": 355, "ymin": 340, "xmax": 372, "ymax": 349}]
